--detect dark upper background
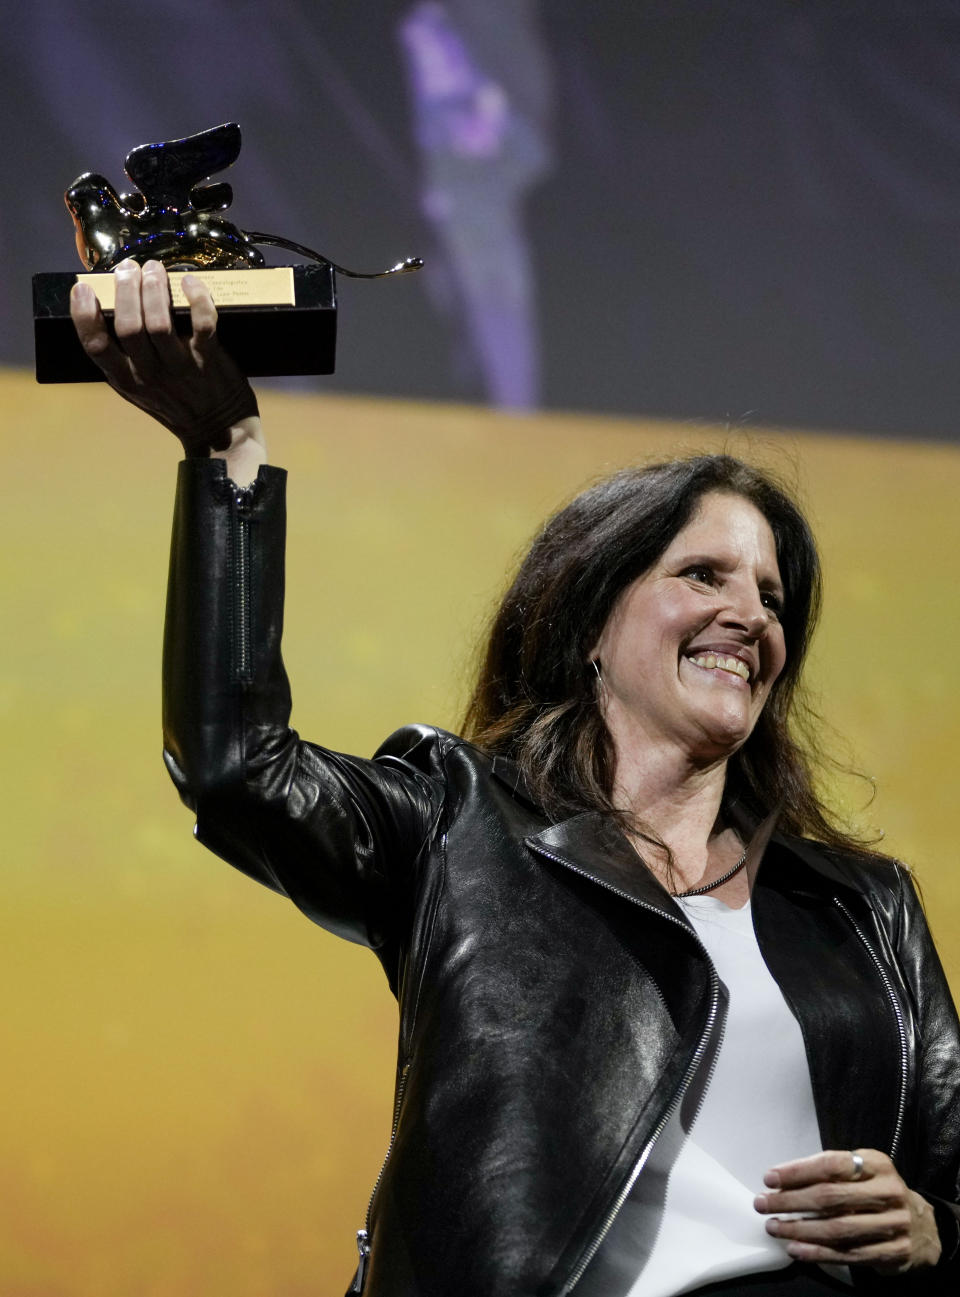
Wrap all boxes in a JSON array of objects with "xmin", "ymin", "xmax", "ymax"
[{"xmin": 7, "ymin": 0, "xmax": 960, "ymax": 440}]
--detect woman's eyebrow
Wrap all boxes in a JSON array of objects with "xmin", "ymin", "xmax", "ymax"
[{"xmin": 671, "ymin": 550, "xmax": 733, "ymax": 569}]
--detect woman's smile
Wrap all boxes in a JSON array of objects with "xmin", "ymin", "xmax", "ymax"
[{"xmin": 682, "ymin": 652, "xmax": 753, "ymax": 687}]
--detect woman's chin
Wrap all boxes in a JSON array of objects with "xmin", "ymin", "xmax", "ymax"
[{"xmin": 686, "ymin": 707, "xmax": 754, "ymax": 762}]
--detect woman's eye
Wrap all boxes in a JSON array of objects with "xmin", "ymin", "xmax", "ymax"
[
  {"xmin": 760, "ymin": 590, "xmax": 784, "ymax": 616},
  {"xmin": 683, "ymin": 565, "xmax": 715, "ymax": 585}
]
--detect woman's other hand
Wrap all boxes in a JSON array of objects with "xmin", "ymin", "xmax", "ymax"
[
  {"xmin": 69, "ymin": 259, "xmax": 267, "ymax": 486},
  {"xmin": 753, "ymin": 1149, "xmax": 941, "ymax": 1273}
]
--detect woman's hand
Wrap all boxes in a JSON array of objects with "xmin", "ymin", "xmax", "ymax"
[
  {"xmin": 754, "ymin": 1149, "xmax": 941, "ymax": 1273},
  {"xmin": 69, "ymin": 259, "xmax": 267, "ymax": 484}
]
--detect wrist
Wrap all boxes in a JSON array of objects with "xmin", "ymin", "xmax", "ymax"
[
  {"xmin": 173, "ymin": 383, "xmax": 261, "ymax": 458},
  {"xmin": 924, "ymin": 1194, "xmax": 960, "ymax": 1268},
  {"xmin": 210, "ymin": 415, "xmax": 268, "ymax": 487}
]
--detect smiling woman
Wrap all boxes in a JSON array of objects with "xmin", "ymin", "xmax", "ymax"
[
  {"xmin": 69, "ymin": 263, "xmax": 960, "ymax": 1297},
  {"xmin": 462, "ymin": 460, "xmax": 825, "ymax": 886}
]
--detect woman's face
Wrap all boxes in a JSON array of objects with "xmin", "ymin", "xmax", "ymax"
[{"xmin": 590, "ymin": 490, "xmax": 788, "ymax": 764}]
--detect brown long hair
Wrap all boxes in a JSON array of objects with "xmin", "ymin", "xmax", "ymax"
[{"xmin": 462, "ymin": 453, "xmax": 872, "ymax": 852}]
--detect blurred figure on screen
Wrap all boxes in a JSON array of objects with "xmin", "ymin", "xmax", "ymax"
[{"xmin": 398, "ymin": 0, "xmax": 554, "ymax": 409}]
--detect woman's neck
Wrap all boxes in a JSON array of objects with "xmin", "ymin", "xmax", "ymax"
[
  {"xmin": 613, "ymin": 736, "xmax": 726, "ymax": 833},
  {"xmin": 609, "ymin": 736, "xmax": 742, "ymax": 891}
]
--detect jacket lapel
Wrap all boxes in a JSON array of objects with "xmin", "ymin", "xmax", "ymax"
[
  {"xmin": 490, "ymin": 754, "xmax": 681, "ymax": 917},
  {"xmin": 768, "ymin": 830, "xmax": 867, "ymax": 895},
  {"xmin": 525, "ymin": 813, "xmax": 685, "ymax": 922}
]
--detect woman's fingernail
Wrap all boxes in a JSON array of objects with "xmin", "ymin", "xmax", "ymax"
[
  {"xmin": 143, "ymin": 259, "xmax": 163, "ymax": 273},
  {"xmin": 754, "ymin": 1195, "xmax": 768, "ymax": 1212},
  {"xmin": 71, "ymin": 282, "xmax": 92, "ymax": 305},
  {"xmin": 765, "ymin": 1219, "xmax": 781, "ymax": 1236},
  {"xmin": 764, "ymin": 1171, "xmax": 781, "ymax": 1188}
]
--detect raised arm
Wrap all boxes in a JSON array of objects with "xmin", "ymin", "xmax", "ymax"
[{"xmin": 70, "ymin": 262, "xmax": 444, "ymax": 959}]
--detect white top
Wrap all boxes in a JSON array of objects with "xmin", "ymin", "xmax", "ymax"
[{"xmin": 577, "ymin": 895, "xmax": 851, "ymax": 1296}]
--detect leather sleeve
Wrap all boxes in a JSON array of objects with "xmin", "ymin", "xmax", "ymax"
[
  {"xmin": 161, "ymin": 458, "xmax": 444, "ymax": 953},
  {"xmin": 894, "ymin": 867, "xmax": 960, "ymax": 1275}
]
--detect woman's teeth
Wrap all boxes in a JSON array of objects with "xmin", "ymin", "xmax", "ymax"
[{"xmin": 687, "ymin": 653, "xmax": 751, "ymax": 682}]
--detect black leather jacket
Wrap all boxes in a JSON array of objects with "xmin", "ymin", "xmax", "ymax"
[{"xmin": 162, "ymin": 460, "xmax": 960, "ymax": 1296}]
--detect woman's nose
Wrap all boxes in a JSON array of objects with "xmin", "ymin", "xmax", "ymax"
[{"xmin": 719, "ymin": 587, "xmax": 771, "ymax": 635}]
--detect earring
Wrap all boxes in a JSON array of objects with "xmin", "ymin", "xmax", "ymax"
[{"xmin": 589, "ymin": 658, "xmax": 607, "ymax": 709}]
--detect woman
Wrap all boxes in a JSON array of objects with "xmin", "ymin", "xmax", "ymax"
[{"xmin": 71, "ymin": 262, "xmax": 960, "ymax": 1296}]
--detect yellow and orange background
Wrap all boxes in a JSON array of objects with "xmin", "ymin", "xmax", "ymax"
[{"xmin": 4, "ymin": 369, "xmax": 959, "ymax": 1294}]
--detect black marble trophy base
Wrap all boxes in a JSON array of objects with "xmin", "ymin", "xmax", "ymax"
[{"xmin": 32, "ymin": 263, "xmax": 336, "ymax": 383}]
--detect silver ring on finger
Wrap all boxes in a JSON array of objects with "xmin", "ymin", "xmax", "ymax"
[{"xmin": 849, "ymin": 1151, "xmax": 865, "ymax": 1181}]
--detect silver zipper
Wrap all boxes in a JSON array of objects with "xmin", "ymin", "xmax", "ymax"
[
  {"xmin": 351, "ymin": 1060, "xmax": 411, "ymax": 1289},
  {"xmin": 349, "ymin": 1229, "xmax": 370, "ymax": 1294},
  {"xmin": 527, "ymin": 845, "xmax": 720, "ymax": 1295},
  {"xmin": 233, "ymin": 488, "xmax": 252, "ymax": 683},
  {"xmin": 833, "ymin": 897, "xmax": 908, "ymax": 1161}
]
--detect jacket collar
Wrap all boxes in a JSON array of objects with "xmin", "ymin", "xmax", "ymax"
[
  {"xmin": 491, "ymin": 751, "xmax": 866, "ymax": 901},
  {"xmin": 491, "ymin": 751, "xmax": 681, "ymax": 916},
  {"xmin": 525, "ymin": 813, "xmax": 682, "ymax": 920},
  {"xmin": 728, "ymin": 796, "xmax": 867, "ymax": 895},
  {"xmin": 767, "ymin": 829, "xmax": 867, "ymax": 895}
]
